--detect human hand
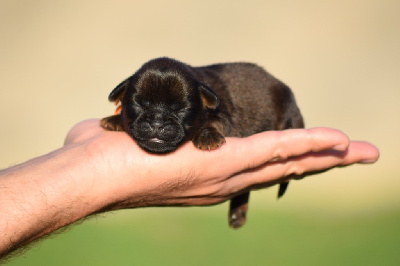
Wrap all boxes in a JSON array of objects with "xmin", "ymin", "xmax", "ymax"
[
  {"xmin": 65, "ymin": 119, "xmax": 379, "ymax": 211},
  {"xmin": 0, "ymin": 119, "xmax": 379, "ymax": 259}
]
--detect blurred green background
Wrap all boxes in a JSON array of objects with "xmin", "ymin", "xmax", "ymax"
[{"xmin": 1, "ymin": 0, "xmax": 399, "ymax": 265}]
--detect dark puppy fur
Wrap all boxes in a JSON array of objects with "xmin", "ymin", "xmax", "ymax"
[{"xmin": 101, "ymin": 57, "xmax": 304, "ymax": 228}]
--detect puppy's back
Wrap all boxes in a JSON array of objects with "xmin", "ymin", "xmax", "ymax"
[{"xmin": 196, "ymin": 63, "xmax": 303, "ymax": 137}]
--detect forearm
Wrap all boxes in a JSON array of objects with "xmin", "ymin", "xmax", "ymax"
[{"xmin": 0, "ymin": 144, "xmax": 106, "ymax": 257}]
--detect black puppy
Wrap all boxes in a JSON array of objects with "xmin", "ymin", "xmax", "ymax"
[{"xmin": 100, "ymin": 57, "xmax": 304, "ymax": 228}]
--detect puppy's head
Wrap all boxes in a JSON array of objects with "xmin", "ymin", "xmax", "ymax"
[{"xmin": 109, "ymin": 58, "xmax": 219, "ymax": 153}]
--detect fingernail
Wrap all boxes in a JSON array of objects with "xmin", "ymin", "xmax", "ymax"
[
  {"xmin": 332, "ymin": 144, "xmax": 348, "ymax": 151},
  {"xmin": 360, "ymin": 158, "xmax": 378, "ymax": 164}
]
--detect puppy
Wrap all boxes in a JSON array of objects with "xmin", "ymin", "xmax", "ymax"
[{"xmin": 100, "ymin": 57, "xmax": 304, "ymax": 229}]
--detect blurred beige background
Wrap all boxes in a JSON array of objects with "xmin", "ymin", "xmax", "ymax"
[{"xmin": 0, "ymin": 0, "xmax": 399, "ymax": 214}]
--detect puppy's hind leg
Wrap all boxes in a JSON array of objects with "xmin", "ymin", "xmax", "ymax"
[
  {"xmin": 277, "ymin": 181, "xmax": 289, "ymax": 198},
  {"xmin": 276, "ymin": 110, "xmax": 305, "ymax": 199},
  {"xmin": 229, "ymin": 192, "xmax": 250, "ymax": 229}
]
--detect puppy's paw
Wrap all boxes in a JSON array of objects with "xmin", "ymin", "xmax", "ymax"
[
  {"xmin": 100, "ymin": 115, "xmax": 124, "ymax": 131},
  {"xmin": 193, "ymin": 127, "xmax": 226, "ymax": 150},
  {"xmin": 229, "ymin": 204, "xmax": 248, "ymax": 229},
  {"xmin": 229, "ymin": 193, "xmax": 249, "ymax": 229}
]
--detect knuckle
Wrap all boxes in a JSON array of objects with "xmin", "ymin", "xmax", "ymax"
[
  {"xmin": 286, "ymin": 163, "xmax": 305, "ymax": 177},
  {"xmin": 272, "ymin": 147, "xmax": 289, "ymax": 161}
]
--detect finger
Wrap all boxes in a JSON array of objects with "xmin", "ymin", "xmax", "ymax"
[
  {"xmin": 227, "ymin": 141, "xmax": 379, "ymax": 193},
  {"xmin": 211, "ymin": 127, "xmax": 350, "ymax": 176},
  {"xmin": 278, "ymin": 140, "xmax": 379, "ymax": 178}
]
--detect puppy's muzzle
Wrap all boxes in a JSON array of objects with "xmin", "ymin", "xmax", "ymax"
[
  {"xmin": 131, "ymin": 111, "xmax": 186, "ymax": 153},
  {"xmin": 139, "ymin": 120, "xmax": 175, "ymax": 142},
  {"xmin": 132, "ymin": 115, "xmax": 185, "ymax": 153}
]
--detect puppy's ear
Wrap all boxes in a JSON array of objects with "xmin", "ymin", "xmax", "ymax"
[
  {"xmin": 199, "ymin": 84, "xmax": 219, "ymax": 110},
  {"xmin": 108, "ymin": 79, "xmax": 129, "ymax": 102}
]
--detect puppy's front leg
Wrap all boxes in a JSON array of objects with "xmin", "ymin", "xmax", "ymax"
[
  {"xmin": 100, "ymin": 115, "xmax": 124, "ymax": 132},
  {"xmin": 192, "ymin": 121, "xmax": 226, "ymax": 150}
]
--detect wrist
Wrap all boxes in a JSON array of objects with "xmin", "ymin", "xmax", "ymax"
[
  {"xmin": 49, "ymin": 142, "xmax": 117, "ymax": 218},
  {"xmin": 0, "ymin": 143, "xmax": 112, "ymax": 255}
]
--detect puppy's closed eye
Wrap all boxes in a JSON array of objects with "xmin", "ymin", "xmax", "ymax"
[{"xmin": 134, "ymin": 98, "xmax": 150, "ymax": 108}]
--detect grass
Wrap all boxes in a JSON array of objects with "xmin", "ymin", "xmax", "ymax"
[{"xmin": 5, "ymin": 203, "xmax": 400, "ymax": 266}]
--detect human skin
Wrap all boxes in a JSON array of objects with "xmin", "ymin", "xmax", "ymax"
[{"xmin": 0, "ymin": 119, "xmax": 379, "ymax": 258}]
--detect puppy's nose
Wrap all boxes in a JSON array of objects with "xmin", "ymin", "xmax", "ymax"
[{"xmin": 151, "ymin": 121, "xmax": 164, "ymax": 130}]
